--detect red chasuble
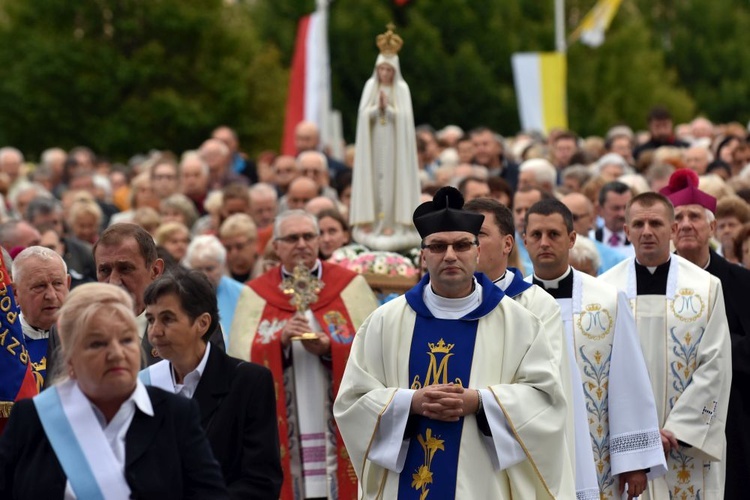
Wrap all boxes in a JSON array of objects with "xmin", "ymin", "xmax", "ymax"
[{"xmin": 247, "ymin": 262, "xmax": 360, "ymax": 500}]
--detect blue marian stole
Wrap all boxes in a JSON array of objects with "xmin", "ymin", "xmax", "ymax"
[
  {"xmin": 397, "ymin": 274, "xmax": 504, "ymax": 500},
  {"xmin": 502, "ymin": 267, "xmax": 533, "ymax": 298}
]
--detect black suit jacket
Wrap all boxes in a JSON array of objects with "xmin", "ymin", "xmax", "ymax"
[
  {"xmin": 0, "ymin": 386, "xmax": 229, "ymax": 499},
  {"xmin": 194, "ymin": 346, "xmax": 282, "ymax": 499},
  {"xmin": 703, "ymin": 250, "xmax": 750, "ymax": 499}
]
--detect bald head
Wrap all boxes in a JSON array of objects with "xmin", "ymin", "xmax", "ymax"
[
  {"xmin": 273, "ymin": 155, "xmax": 298, "ymax": 190},
  {"xmin": 298, "ymin": 151, "xmax": 329, "ymax": 186},
  {"xmin": 305, "ymin": 196, "xmax": 336, "ymax": 216},
  {"xmin": 561, "ymin": 192, "xmax": 595, "ymax": 236},
  {"xmin": 684, "ymin": 146, "xmax": 712, "ymax": 175},
  {"xmin": 294, "ymin": 121, "xmax": 320, "ymax": 154},
  {"xmin": 691, "ymin": 117, "xmax": 713, "ymax": 140},
  {"xmin": 212, "ymin": 126, "xmax": 239, "ymax": 154},
  {"xmin": 287, "ymin": 176, "xmax": 319, "ymax": 210},
  {"xmin": 199, "ymin": 138, "xmax": 231, "ymax": 179}
]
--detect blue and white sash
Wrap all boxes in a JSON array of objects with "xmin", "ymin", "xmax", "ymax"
[
  {"xmin": 33, "ymin": 380, "xmax": 132, "ymax": 500},
  {"xmin": 138, "ymin": 360, "xmax": 173, "ymax": 392}
]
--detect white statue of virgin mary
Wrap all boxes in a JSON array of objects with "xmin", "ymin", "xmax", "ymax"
[{"xmin": 350, "ymin": 25, "xmax": 421, "ymax": 252}]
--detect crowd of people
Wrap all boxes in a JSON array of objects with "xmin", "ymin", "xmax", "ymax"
[{"xmin": 0, "ymin": 98, "xmax": 747, "ymax": 499}]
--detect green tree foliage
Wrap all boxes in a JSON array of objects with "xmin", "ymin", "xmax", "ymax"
[
  {"xmin": 663, "ymin": 0, "xmax": 750, "ymax": 124},
  {"xmin": 0, "ymin": 0, "xmax": 287, "ymax": 159},
  {"xmin": 567, "ymin": 3, "xmax": 695, "ymax": 135},
  {"xmin": 255, "ymin": 0, "xmax": 698, "ymax": 141},
  {"xmin": 1, "ymin": 0, "xmax": 736, "ymax": 156}
]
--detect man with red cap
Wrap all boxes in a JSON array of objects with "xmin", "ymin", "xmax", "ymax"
[
  {"xmin": 664, "ymin": 169, "xmax": 749, "ymax": 499},
  {"xmin": 600, "ymin": 179, "xmax": 731, "ymax": 499},
  {"xmin": 334, "ymin": 186, "xmax": 575, "ymax": 499}
]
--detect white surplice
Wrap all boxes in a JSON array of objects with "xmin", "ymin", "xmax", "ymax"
[
  {"xmin": 601, "ymin": 256, "xmax": 731, "ymax": 499},
  {"xmin": 559, "ymin": 269, "xmax": 667, "ymax": 497},
  {"xmin": 502, "ymin": 270, "xmax": 600, "ymax": 500}
]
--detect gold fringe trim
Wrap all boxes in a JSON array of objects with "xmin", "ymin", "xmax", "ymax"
[{"xmin": 0, "ymin": 401, "xmax": 14, "ymax": 418}]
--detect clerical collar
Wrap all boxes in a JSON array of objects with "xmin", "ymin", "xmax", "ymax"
[
  {"xmin": 20, "ymin": 313, "xmax": 50, "ymax": 340},
  {"xmin": 493, "ymin": 270, "xmax": 513, "ymax": 291},
  {"xmin": 533, "ymin": 267, "xmax": 573, "ymax": 299},
  {"xmin": 533, "ymin": 266, "xmax": 571, "ymax": 289},
  {"xmin": 282, "ymin": 261, "xmax": 322, "ymax": 279},
  {"xmin": 634, "ymin": 258, "xmax": 670, "ymax": 295},
  {"xmin": 635, "ymin": 257, "xmax": 671, "ymax": 275},
  {"xmin": 423, "ymin": 277, "xmax": 483, "ymax": 320}
]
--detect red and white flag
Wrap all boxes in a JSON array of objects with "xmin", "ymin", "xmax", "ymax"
[{"xmin": 281, "ymin": 0, "xmax": 332, "ymax": 156}]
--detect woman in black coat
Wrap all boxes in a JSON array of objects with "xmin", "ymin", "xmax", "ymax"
[
  {"xmin": 142, "ymin": 269, "xmax": 282, "ymax": 499},
  {"xmin": 0, "ymin": 283, "xmax": 228, "ymax": 499}
]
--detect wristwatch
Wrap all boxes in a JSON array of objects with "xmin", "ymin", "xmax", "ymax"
[{"xmin": 475, "ymin": 389, "xmax": 483, "ymax": 415}]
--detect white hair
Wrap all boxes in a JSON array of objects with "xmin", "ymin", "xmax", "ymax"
[
  {"xmin": 605, "ymin": 125, "xmax": 634, "ymax": 140},
  {"xmin": 183, "ymin": 234, "xmax": 226, "ymax": 267},
  {"xmin": 685, "ymin": 145, "xmax": 714, "ymax": 163},
  {"xmin": 12, "ymin": 246, "xmax": 67, "ymax": 285},
  {"xmin": 40, "ymin": 148, "xmax": 66, "ymax": 168},
  {"xmin": 92, "ymin": 174, "xmax": 112, "ymax": 199},
  {"xmin": 617, "ymin": 174, "xmax": 650, "ymax": 195},
  {"xmin": 596, "ymin": 153, "xmax": 635, "ymax": 176},
  {"xmin": 180, "ymin": 150, "xmax": 210, "ymax": 177},
  {"xmin": 569, "ymin": 236, "xmax": 600, "ymax": 273},
  {"xmin": 9, "ymin": 181, "xmax": 52, "ymax": 211},
  {"xmin": 273, "ymin": 209, "xmax": 318, "ymax": 239},
  {"xmin": 438, "ymin": 148, "xmax": 459, "ymax": 169},
  {"xmin": 437, "ymin": 125, "xmax": 464, "ymax": 140},
  {"xmin": 0, "ymin": 147, "xmax": 24, "ymax": 164},
  {"xmin": 520, "ymin": 158, "xmax": 557, "ymax": 187},
  {"xmin": 249, "ymin": 182, "xmax": 278, "ymax": 201},
  {"xmin": 297, "ymin": 150, "xmax": 328, "ymax": 172}
]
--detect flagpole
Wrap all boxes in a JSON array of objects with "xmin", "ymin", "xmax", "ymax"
[{"xmin": 555, "ymin": 0, "xmax": 566, "ymax": 53}]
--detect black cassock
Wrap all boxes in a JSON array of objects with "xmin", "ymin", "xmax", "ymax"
[{"xmin": 704, "ymin": 250, "xmax": 750, "ymax": 500}]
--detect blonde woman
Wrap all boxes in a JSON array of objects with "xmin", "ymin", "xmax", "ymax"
[
  {"xmin": 0, "ymin": 283, "xmax": 228, "ymax": 498},
  {"xmin": 66, "ymin": 199, "xmax": 103, "ymax": 244},
  {"xmin": 155, "ymin": 222, "xmax": 191, "ymax": 262}
]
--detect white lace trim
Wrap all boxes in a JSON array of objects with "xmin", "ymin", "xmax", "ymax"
[{"xmin": 610, "ymin": 429, "xmax": 662, "ymax": 455}]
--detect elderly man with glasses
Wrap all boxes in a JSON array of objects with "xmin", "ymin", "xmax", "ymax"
[{"xmin": 228, "ymin": 209, "xmax": 378, "ymax": 500}]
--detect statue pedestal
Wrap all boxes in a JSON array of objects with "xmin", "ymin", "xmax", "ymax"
[{"xmin": 352, "ymin": 225, "xmax": 421, "ymax": 252}]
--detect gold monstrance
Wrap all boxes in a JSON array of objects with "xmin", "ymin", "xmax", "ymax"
[{"xmin": 280, "ymin": 262, "xmax": 325, "ymax": 340}]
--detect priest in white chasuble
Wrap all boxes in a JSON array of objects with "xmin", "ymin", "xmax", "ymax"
[
  {"xmin": 334, "ymin": 187, "xmax": 575, "ymax": 500},
  {"xmin": 464, "ymin": 197, "xmax": 600, "ymax": 500},
  {"xmin": 601, "ymin": 192, "xmax": 732, "ymax": 500},
  {"xmin": 524, "ymin": 199, "xmax": 666, "ymax": 499}
]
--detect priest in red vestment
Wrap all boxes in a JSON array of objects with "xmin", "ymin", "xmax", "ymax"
[{"xmin": 228, "ymin": 209, "xmax": 379, "ymax": 500}]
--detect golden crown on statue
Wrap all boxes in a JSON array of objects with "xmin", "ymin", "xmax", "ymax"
[
  {"xmin": 376, "ymin": 23, "xmax": 403, "ymax": 56},
  {"xmin": 428, "ymin": 338, "xmax": 454, "ymax": 354}
]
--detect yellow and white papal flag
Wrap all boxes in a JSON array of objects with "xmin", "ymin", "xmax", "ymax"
[
  {"xmin": 569, "ymin": 0, "xmax": 623, "ymax": 47},
  {"xmin": 511, "ymin": 52, "xmax": 568, "ymax": 134}
]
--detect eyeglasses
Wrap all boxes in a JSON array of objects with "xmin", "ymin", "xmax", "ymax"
[
  {"xmin": 276, "ymin": 232, "xmax": 318, "ymax": 244},
  {"xmin": 421, "ymin": 240, "xmax": 478, "ymax": 254}
]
